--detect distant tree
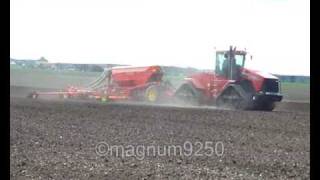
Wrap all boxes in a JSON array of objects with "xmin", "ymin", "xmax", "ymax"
[{"xmin": 38, "ymin": 57, "xmax": 49, "ymax": 63}]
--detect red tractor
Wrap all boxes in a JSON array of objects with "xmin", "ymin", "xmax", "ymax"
[{"xmin": 174, "ymin": 46, "xmax": 283, "ymax": 111}]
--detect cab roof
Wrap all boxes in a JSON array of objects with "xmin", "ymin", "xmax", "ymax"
[{"xmin": 216, "ymin": 50, "xmax": 247, "ymax": 54}]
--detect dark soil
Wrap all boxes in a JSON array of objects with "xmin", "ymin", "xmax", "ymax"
[{"xmin": 10, "ymin": 89, "xmax": 309, "ymax": 179}]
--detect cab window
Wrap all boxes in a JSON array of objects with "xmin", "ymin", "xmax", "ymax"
[
  {"xmin": 215, "ymin": 53, "xmax": 228, "ymax": 76},
  {"xmin": 235, "ymin": 54, "xmax": 245, "ymax": 67}
]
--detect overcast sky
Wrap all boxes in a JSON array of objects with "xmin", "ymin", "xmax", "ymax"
[{"xmin": 10, "ymin": 0, "xmax": 309, "ymax": 75}]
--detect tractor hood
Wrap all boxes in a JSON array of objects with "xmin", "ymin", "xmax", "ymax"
[
  {"xmin": 241, "ymin": 68, "xmax": 279, "ymax": 92},
  {"xmin": 242, "ymin": 68, "xmax": 279, "ymax": 80}
]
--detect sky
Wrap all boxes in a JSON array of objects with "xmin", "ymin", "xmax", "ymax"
[{"xmin": 10, "ymin": 0, "xmax": 310, "ymax": 75}]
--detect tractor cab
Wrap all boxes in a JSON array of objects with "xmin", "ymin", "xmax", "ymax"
[{"xmin": 215, "ymin": 46, "xmax": 246, "ymax": 81}]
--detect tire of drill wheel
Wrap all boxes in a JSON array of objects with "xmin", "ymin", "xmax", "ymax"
[
  {"xmin": 101, "ymin": 97, "xmax": 107, "ymax": 102},
  {"xmin": 144, "ymin": 85, "xmax": 160, "ymax": 103}
]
